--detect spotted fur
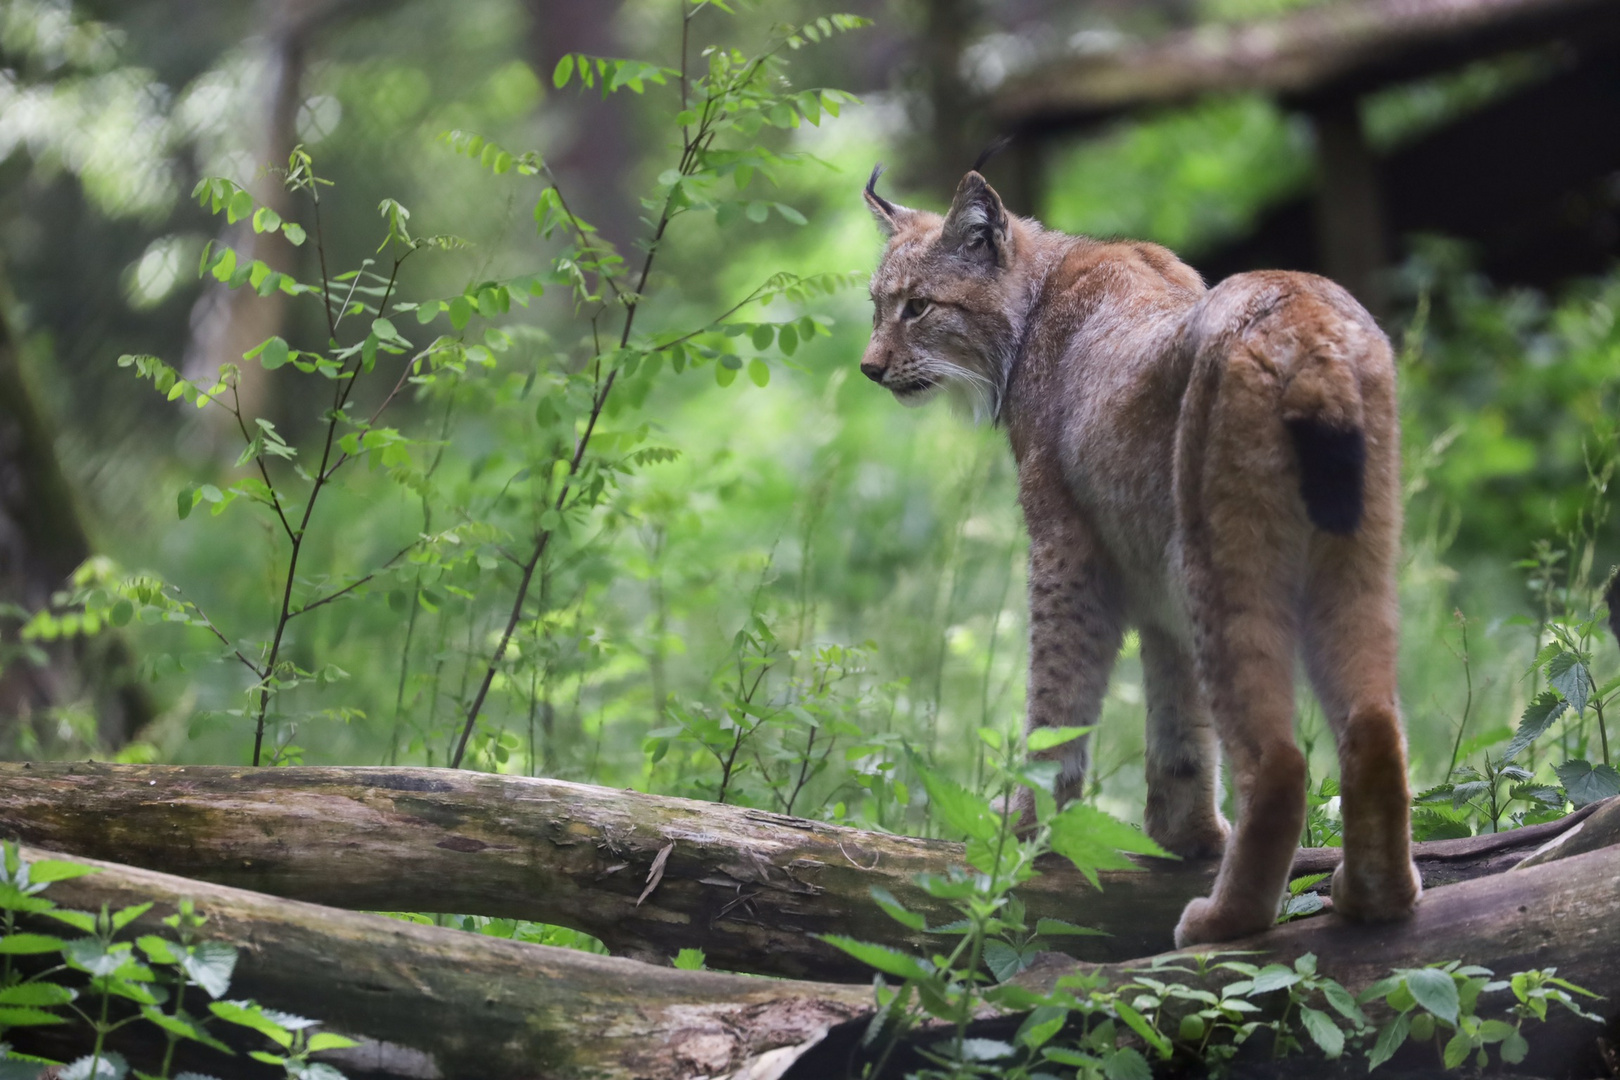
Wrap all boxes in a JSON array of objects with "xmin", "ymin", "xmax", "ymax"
[{"xmin": 861, "ymin": 170, "xmax": 1421, "ymax": 945}]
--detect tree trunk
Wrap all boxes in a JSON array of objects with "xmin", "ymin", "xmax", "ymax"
[
  {"xmin": 0, "ymin": 762, "xmax": 1609, "ymax": 981},
  {"xmin": 0, "ymin": 294, "xmax": 151, "ymax": 752},
  {"xmin": 7, "ymin": 844, "xmax": 872, "ymax": 1080}
]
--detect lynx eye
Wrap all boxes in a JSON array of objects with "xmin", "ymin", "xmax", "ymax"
[{"xmin": 901, "ymin": 297, "xmax": 931, "ymax": 320}]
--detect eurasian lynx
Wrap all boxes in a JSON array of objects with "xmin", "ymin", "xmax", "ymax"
[{"xmin": 860, "ymin": 166, "xmax": 1421, "ymax": 945}]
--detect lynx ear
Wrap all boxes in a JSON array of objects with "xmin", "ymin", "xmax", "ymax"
[
  {"xmin": 864, "ymin": 164, "xmax": 914, "ymax": 237},
  {"xmin": 942, "ymin": 171, "xmax": 1008, "ymax": 267}
]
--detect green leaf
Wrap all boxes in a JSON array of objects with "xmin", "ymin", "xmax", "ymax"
[
  {"xmin": 1102, "ymin": 1047, "xmax": 1151, "ymax": 1080},
  {"xmin": 672, "ymin": 948, "xmax": 706, "ymax": 970},
  {"xmin": 868, "ymin": 886, "xmax": 926, "ymax": 932},
  {"xmin": 0, "ymin": 933, "xmax": 64, "ymax": 954},
  {"xmin": 281, "ymin": 222, "xmax": 306, "ymax": 246},
  {"xmin": 180, "ymin": 940, "xmax": 237, "ymax": 998},
  {"xmin": 1033, "ymin": 917, "xmax": 1105, "ymax": 937},
  {"xmin": 819, "ymin": 935, "xmax": 934, "ymax": 981},
  {"xmin": 1554, "ymin": 759, "xmax": 1620, "ymax": 807},
  {"xmin": 1547, "ymin": 651, "xmax": 1591, "ymax": 715},
  {"xmin": 1405, "ymin": 968, "xmax": 1460, "ymax": 1024},
  {"xmin": 911, "ymin": 757, "xmax": 997, "ymax": 843},
  {"xmin": 0, "ymin": 983, "xmax": 75, "ymax": 1006},
  {"xmin": 1047, "ymin": 803, "xmax": 1171, "ymax": 889},
  {"xmin": 1505, "ymin": 691, "xmax": 1568, "ymax": 761},
  {"xmin": 306, "ymin": 1032, "xmax": 360, "ymax": 1052},
  {"xmin": 210, "ymin": 1000, "xmax": 292, "ymax": 1046},
  {"xmin": 26, "ymin": 861, "xmax": 96, "ymax": 884},
  {"xmin": 0, "ymin": 1006, "xmax": 67, "ymax": 1027},
  {"xmin": 1113, "ymin": 1000, "xmax": 1172, "ymax": 1059},
  {"xmin": 552, "ymin": 54, "xmax": 575, "ymax": 87},
  {"xmin": 226, "ymin": 189, "xmax": 253, "ymax": 224},
  {"xmin": 750, "ymin": 324, "xmax": 774, "ymax": 351},
  {"xmin": 983, "ymin": 941, "xmax": 1031, "ymax": 982},
  {"xmin": 1027, "ymin": 726, "xmax": 1090, "ymax": 752},
  {"xmin": 1500, "ymin": 1028, "xmax": 1529, "ymax": 1064},
  {"xmin": 1367, "ymin": 1012, "xmax": 1410, "ymax": 1072},
  {"xmin": 777, "ymin": 323, "xmax": 798, "ymax": 356},
  {"xmin": 1442, "ymin": 1028, "xmax": 1471, "ymax": 1069},
  {"xmin": 747, "ymin": 358, "xmax": 770, "ymax": 387},
  {"xmin": 959, "ymin": 1039, "xmax": 1014, "ymax": 1062},
  {"xmin": 1250, "ymin": 964, "xmax": 1301, "ymax": 994},
  {"xmin": 250, "ymin": 336, "xmax": 290, "ymax": 371},
  {"xmin": 774, "ymin": 202, "xmax": 807, "ymax": 225},
  {"xmin": 1299, "ymin": 1005, "xmax": 1344, "ymax": 1058}
]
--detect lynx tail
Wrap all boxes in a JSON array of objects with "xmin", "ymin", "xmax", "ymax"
[{"xmin": 1279, "ymin": 344, "xmax": 1367, "ymax": 535}]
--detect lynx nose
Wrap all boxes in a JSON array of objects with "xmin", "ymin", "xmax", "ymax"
[{"xmin": 859, "ymin": 359, "xmax": 887, "ymax": 383}]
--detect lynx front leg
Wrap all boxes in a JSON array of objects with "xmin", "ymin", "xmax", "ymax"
[
  {"xmin": 1014, "ymin": 466, "xmax": 1124, "ymax": 822},
  {"xmin": 1140, "ymin": 628, "xmax": 1228, "ymax": 859}
]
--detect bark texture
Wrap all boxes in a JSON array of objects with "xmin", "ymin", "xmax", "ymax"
[
  {"xmin": 0, "ymin": 763, "xmax": 1608, "ymax": 981},
  {"xmin": 9, "ymin": 844, "xmax": 871, "ymax": 1080}
]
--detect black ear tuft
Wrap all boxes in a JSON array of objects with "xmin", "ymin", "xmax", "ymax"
[
  {"xmin": 971, "ymin": 135, "xmax": 1013, "ymax": 175},
  {"xmin": 865, "ymin": 163, "xmax": 896, "ymax": 217}
]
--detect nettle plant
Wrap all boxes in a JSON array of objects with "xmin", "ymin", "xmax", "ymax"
[
  {"xmin": 643, "ymin": 599, "xmax": 907, "ymax": 813},
  {"xmin": 23, "ymin": 4, "xmax": 869, "ymax": 769},
  {"xmin": 821, "ymin": 735, "xmax": 1599, "ymax": 1079},
  {"xmin": 1416, "ymin": 436, "xmax": 1619, "ymax": 831},
  {"xmin": 0, "ymin": 843, "xmax": 355, "ymax": 1080}
]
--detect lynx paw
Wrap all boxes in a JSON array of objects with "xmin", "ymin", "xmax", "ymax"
[
  {"xmin": 1330, "ymin": 859, "xmax": 1422, "ymax": 923},
  {"xmin": 1172, "ymin": 895, "xmax": 1273, "ymax": 948}
]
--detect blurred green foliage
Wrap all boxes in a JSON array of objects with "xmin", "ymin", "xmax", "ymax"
[{"xmin": 0, "ymin": 0, "xmax": 1614, "ymax": 845}]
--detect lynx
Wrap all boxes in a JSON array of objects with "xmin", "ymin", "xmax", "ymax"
[{"xmin": 860, "ymin": 165, "xmax": 1421, "ymax": 945}]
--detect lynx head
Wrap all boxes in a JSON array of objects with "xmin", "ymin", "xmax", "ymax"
[{"xmin": 860, "ymin": 165, "xmax": 1022, "ymax": 421}]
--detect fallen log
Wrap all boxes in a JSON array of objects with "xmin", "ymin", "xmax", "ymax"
[
  {"xmin": 11, "ymin": 840, "xmax": 1619, "ymax": 1080},
  {"xmin": 803, "ymin": 840, "xmax": 1620, "ymax": 1079},
  {"xmin": 10, "ymin": 844, "xmax": 873, "ymax": 1080},
  {"xmin": 0, "ymin": 763, "xmax": 1608, "ymax": 980}
]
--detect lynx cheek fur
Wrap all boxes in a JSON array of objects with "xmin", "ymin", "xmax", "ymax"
[{"xmin": 859, "ymin": 166, "xmax": 1421, "ymax": 946}]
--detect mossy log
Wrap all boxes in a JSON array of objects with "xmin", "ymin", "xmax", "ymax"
[
  {"xmin": 0, "ymin": 763, "xmax": 1609, "ymax": 981},
  {"xmin": 11, "ymin": 839, "xmax": 1620, "ymax": 1080}
]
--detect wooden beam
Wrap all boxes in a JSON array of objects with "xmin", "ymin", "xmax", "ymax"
[
  {"xmin": 991, "ymin": 0, "xmax": 1620, "ymax": 133},
  {"xmin": 1306, "ymin": 95, "xmax": 1388, "ymax": 318}
]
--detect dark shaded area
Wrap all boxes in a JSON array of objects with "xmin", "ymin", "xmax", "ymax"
[{"xmin": 1196, "ymin": 57, "xmax": 1620, "ymax": 292}]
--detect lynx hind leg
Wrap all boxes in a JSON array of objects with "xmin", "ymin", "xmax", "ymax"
[
  {"xmin": 1303, "ymin": 388, "xmax": 1420, "ymax": 923},
  {"xmin": 1173, "ymin": 345, "xmax": 1311, "ymax": 948},
  {"xmin": 1140, "ymin": 628, "xmax": 1228, "ymax": 859}
]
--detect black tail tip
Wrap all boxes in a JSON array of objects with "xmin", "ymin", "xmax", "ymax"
[{"xmin": 1287, "ymin": 419, "xmax": 1365, "ymax": 535}]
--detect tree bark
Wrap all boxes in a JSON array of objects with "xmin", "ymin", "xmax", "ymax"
[
  {"xmin": 9, "ymin": 839, "xmax": 1619, "ymax": 1080},
  {"xmin": 7, "ymin": 844, "xmax": 872, "ymax": 1080},
  {"xmin": 0, "ymin": 762, "xmax": 1608, "ymax": 981}
]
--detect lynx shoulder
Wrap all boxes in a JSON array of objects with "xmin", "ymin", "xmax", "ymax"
[{"xmin": 860, "ymin": 166, "xmax": 1420, "ymax": 945}]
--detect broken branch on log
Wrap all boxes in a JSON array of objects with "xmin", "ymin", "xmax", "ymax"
[{"xmin": 0, "ymin": 763, "xmax": 1609, "ymax": 981}]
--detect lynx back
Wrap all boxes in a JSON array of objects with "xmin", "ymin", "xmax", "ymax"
[{"xmin": 860, "ymin": 166, "xmax": 1421, "ymax": 945}]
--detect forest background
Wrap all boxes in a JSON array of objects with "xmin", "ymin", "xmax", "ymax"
[{"xmin": 0, "ymin": 0, "xmax": 1616, "ymax": 847}]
